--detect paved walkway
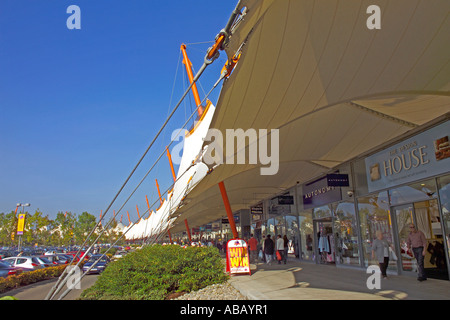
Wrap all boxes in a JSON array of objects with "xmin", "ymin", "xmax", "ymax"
[{"xmin": 229, "ymin": 259, "xmax": 450, "ymax": 300}]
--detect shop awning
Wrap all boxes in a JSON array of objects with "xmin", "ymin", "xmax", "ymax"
[{"xmin": 168, "ymin": 0, "xmax": 450, "ymax": 234}]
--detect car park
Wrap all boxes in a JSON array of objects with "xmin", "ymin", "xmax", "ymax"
[{"xmin": 82, "ymin": 254, "xmax": 110, "ymax": 274}]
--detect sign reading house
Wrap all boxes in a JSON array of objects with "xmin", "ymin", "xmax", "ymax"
[{"xmin": 365, "ymin": 121, "xmax": 450, "ymax": 193}]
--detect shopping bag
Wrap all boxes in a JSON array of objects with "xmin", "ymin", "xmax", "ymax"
[
  {"xmin": 389, "ymin": 247, "xmax": 398, "ymax": 261},
  {"xmin": 259, "ymin": 250, "xmax": 263, "ymax": 260},
  {"xmin": 276, "ymin": 251, "xmax": 282, "ymax": 261}
]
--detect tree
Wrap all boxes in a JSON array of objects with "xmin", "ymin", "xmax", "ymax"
[
  {"xmin": 74, "ymin": 212, "xmax": 97, "ymax": 245},
  {"xmin": 0, "ymin": 211, "xmax": 18, "ymax": 246},
  {"xmin": 25, "ymin": 210, "xmax": 46, "ymax": 245},
  {"xmin": 54, "ymin": 211, "xmax": 76, "ymax": 245}
]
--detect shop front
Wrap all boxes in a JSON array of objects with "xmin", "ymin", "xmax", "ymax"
[
  {"xmin": 357, "ymin": 120, "xmax": 450, "ymax": 280},
  {"xmin": 298, "ymin": 204, "xmax": 361, "ymax": 266},
  {"xmin": 292, "ymin": 119, "xmax": 450, "ymax": 280},
  {"xmin": 298, "ymin": 174, "xmax": 361, "ymax": 267},
  {"xmin": 250, "ymin": 191, "xmax": 301, "ymax": 259}
]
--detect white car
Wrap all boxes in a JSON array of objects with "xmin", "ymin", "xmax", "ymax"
[
  {"xmin": 2, "ymin": 256, "xmax": 45, "ymax": 272},
  {"xmin": 112, "ymin": 251, "xmax": 128, "ymax": 260}
]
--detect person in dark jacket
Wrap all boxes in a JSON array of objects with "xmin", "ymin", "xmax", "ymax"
[{"xmin": 264, "ymin": 235, "xmax": 275, "ymax": 265}]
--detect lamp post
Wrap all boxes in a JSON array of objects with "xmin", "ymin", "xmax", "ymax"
[{"xmin": 16, "ymin": 203, "xmax": 30, "ymax": 252}]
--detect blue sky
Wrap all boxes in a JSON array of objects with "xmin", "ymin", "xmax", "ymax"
[{"xmin": 0, "ymin": 0, "xmax": 233, "ymax": 223}]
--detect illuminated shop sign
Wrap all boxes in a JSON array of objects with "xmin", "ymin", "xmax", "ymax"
[
  {"xmin": 365, "ymin": 121, "xmax": 450, "ymax": 193},
  {"xmin": 326, "ymin": 174, "xmax": 349, "ymax": 187},
  {"xmin": 302, "ymin": 176, "xmax": 342, "ymax": 209}
]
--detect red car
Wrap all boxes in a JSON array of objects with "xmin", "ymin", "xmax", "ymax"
[{"xmin": 66, "ymin": 251, "xmax": 90, "ymax": 261}]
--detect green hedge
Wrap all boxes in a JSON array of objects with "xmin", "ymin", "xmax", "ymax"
[
  {"xmin": 0, "ymin": 264, "xmax": 67, "ymax": 294},
  {"xmin": 80, "ymin": 244, "xmax": 229, "ymax": 300}
]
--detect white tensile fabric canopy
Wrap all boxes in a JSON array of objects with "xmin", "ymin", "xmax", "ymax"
[
  {"xmin": 126, "ymin": 0, "xmax": 449, "ymax": 238},
  {"xmin": 166, "ymin": 0, "xmax": 450, "ymax": 234}
]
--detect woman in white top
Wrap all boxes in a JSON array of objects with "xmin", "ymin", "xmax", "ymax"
[
  {"xmin": 276, "ymin": 235, "xmax": 285, "ymax": 264},
  {"xmin": 371, "ymin": 231, "xmax": 393, "ymax": 278}
]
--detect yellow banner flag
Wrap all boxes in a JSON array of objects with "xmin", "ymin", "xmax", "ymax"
[{"xmin": 17, "ymin": 214, "xmax": 26, "ymax": 235}]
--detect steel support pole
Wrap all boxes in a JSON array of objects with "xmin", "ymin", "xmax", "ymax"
[
  {"xmin": 218, "ymin": 181, "xmax": 239, "ymax": 239},
  {"xmin": 184, "ymin": 219, "xmax": 192, "ymax": 243}
]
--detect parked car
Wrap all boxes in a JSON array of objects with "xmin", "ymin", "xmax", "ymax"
[
  {"xmin": 82, "ymin": 254, "xmax": 110, "ymax": 274},
  {"xmin": 1, "ymin": 256, "xmax": 45, "ymax": 272},
  {"xmin": 34, "ymin": 256, "xmax": 56, "ymax": 268},
  {"xmin": 67, "ymin": 251, "xmax": 90, "ymax": 260},
  {"xmin": 0, "ymin": 261, "xmax": 23, "ymax": 278},
  {"xmin": 112, "ymin": 251, "xmax": 128, "ymax": 260},
  {"xmin": 44, "ymin": 254, "xmax": 74, "ymax": 265}
]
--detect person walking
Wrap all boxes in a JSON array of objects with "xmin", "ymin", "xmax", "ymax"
[
  {"xmin": 276, "ymin": 235, "xmax": 284, "ymax": 264},
  {"xmin": 248, "ymin": 234, "xmax": 258, "ymax": 263},
  {"xmin": 371, "ymin": 231, "xmax": 392, "ymax": 279},
  {"xmin": 264, "ymin": 235, "xmax": 274, "ymax": 265},
  {"xmin": 283, "ymin": 235, "xmax": 289, "ymax": 264},
  {"xmin": 407, "ymin": 224, "xmax": 427, "ymax": 281},
  {"xmin": 261, "ymin": 235, "xmax": 266, "ymax": 262}
]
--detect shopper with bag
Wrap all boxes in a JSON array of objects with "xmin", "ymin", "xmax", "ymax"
[
  {"xmin": 276, "ymin": 235, "xmax": 285, "ymax": 264},
  {"xmin": 372, "ymin": 230, "xmax": 394, "ymax": 279}
]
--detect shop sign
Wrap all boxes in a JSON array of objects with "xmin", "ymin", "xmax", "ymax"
[
  {"xmin": 302, "ymin": 177, "xmax": 342, "ymax": 209},
  {"xmin": 277, "ymin": 195, "xmax": 294, "ymax": 205},
  {"xmin": 250, "ymin": 204, "xmax": 263, "ymax": 215},
  {"xmin": 326, "ymin": 174, "xmax": 350, "ymax": 187},
  {"xmin": 226, "ymin": 239, "xmax": 251, "ymax": 275},
  {"xmin": 212, "ymin": 222, "xmax": 220, "ymax": 231},
  {"xmin": 251, "ymin": 213, "xmax": 262, "ymax": 221},
  {"xmin": 365, "ymin": 121, "xmax": 450, "ymax": 193},
  {"xmin": 17, "ymin": 214, "xmax": 26, "ymax": 235}
]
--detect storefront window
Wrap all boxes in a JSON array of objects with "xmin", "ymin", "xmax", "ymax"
[
  {"xmin": 438, "ymin": 175, "xmax": 450, "ymax": 266},
  {"xmin": 267, "ymin": 218, "xmax": 276, "ymax": 237},
  {"xmin": 358, "ymin": 191, "xmax": 397, "ymax": 272},
  {"xmin": 313, "ymin": 205, "xmax": 333, "ymax": 219},
  {"xmin": 299, "ymin": 210, "xmax": 314, "ymax": 261},
  {"xmin": 334, "ymin": 201, "xmax": 360, "ymax": 266},
  {"xmin": 285, "ymin": 215, "xmax": 300, "ymax": 258},
  {"xmin": 389, "ymin": 179, "xmax": 437, "ymax": 206}
]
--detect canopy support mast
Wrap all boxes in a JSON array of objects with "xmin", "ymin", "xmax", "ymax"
[{"xmin": 181, "ymin": 44, "xmax": 204, "ymax": 118}]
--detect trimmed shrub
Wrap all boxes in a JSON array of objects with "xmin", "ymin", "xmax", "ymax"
[
  {"xmin": 0, "ymin": 264, "xmax": 68, "ymax": 294},
  {"xmin": 80, "ymin": 245, "xmax": 229, "ymax": 300}
]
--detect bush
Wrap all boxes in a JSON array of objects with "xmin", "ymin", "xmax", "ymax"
[
  {"xmin": 79, "ymin": 245, "xmax": 229, "ymax": 300},
  {"xmin": 0, "ymin": 264, "xmax": 68, "ymax": 294}
]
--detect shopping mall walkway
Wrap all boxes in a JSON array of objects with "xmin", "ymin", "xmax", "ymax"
[{"xmin": 229, "ymin": 259, "xmax": 450, "ymax": 300}]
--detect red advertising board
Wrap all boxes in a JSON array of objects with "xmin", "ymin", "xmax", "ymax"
[{"xmin": 226, "ymin": 239, "xmax": 251, "ymax": 275}]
